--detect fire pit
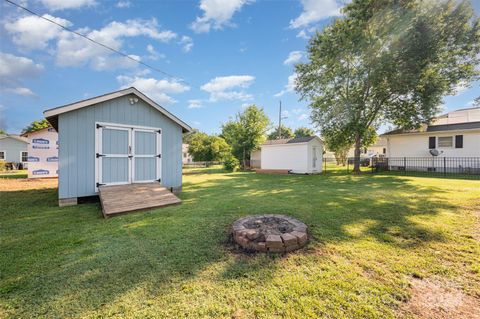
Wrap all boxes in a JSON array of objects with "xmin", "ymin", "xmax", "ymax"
[{"xmin": 232, "ymin": 215, "xmax": 308, "ymax": 253}]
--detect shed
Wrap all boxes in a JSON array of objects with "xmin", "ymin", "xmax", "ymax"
[
  {"xmin": 0, "ymin": 134, "xmax": 28, "ymax": 168},
  {"xmin": 44, "ymin": 87, "xmax": 192, "ymax": 207},
  {"xmin": 22, "ymin": 127, "xmax": 58, "ymax": 178},
  {"xmin": 260, "ymin": 136, "xmax": 323, "ymax": 174}
]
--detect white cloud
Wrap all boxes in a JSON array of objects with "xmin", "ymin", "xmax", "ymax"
[
  {"xmin": 188, "ymin": 99, "xmax": 203, "ymax": 109},
  {"xmin": 39, "ymin": 0, "xmax": 96, "ymax": 10},
  {"xmin": 201, "ymin": 75, "xmax": 255, "ymax": 102},
  {"xmin": 298, "ymin": 113, "xmax": 309, "ymax": 121},
  {"xmin": 283, "ymin": 51, "xmax": 303, "ymax": 65},
  {"xmin": 190, "ymin": 0, "xmax": 253, "ymax": 33},
  {"xmin": 0, "ymin": 52, "xmax": 44, "ymax": 97},
  {"xmin": 274, "ymin": 73, "xmax": 297, "ymax": 97},
  {"xmin": 296, "ymin": 29, "xmax": 309, "ymax": 39},
  {"xmin": 116, "ymin": 0, "xmax": 131, "ymax": 8},
  {"xmin": 290, "ymin": 0, "xmax": 343, "ymax": 29},
  {"xmin": 146, "ymin": 44, "xmax": 165, "ymax": 61},
  {"xmin": 179, "ymin": 36, "xmax": 194, "ymax": 52},
  {"xmin": 117, "ymin": 75, "xmax": 190, "ymax": 105},
  {"xmin": 4, "ymin": 14, "xmax": 72, "ymax": 50}
]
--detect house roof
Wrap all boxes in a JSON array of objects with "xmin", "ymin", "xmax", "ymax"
[
  {"xmin": 382, "ymin": 121, "xmax": 480, "ymax": 136},
  {"xmin": 262, "ymin": 136, "xmax": 319, "ymax": 145},
  {"xmin": 0, "ymin": 134, "xmax": 29, "ymax": 143},
  {"xmin": 43, "ymin": 87, "xmax": 192, "ymax": 133}
]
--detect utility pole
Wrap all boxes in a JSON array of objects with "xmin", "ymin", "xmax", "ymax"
[{"xmin": 278, "ymin": 101, "xmax": 282, "ymax": 139}]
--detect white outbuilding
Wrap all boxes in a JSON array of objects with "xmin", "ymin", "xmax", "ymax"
[{"xmin": 260, "ymin": 136, "xmax": 323, "ymax": 174}]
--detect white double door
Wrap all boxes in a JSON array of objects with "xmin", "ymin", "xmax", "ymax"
[{"xmin": 95, "ymin": 123, "xmax": 162, "ymax": 188}]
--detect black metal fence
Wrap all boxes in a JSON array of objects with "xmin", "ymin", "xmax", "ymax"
[{"xmin": 323, "ymin": 156, "xmax": 480, "ymax": 179}]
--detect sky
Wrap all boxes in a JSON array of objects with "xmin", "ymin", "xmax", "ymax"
[{"xmin": 1, "ymin": 0, "xmax": 479, "ymax": 135}]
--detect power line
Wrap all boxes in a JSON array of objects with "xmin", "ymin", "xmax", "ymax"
[{"xmin": 3, "ymin": 0, "xmax": 188, "ymax": 84}]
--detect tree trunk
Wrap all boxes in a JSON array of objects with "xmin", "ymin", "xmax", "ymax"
[{"xmin": 353, "ymin": 134, "xmax": 361, "ymax": 173}]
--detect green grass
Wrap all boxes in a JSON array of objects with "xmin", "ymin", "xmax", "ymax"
[
  {"xmin": 1, "ymin": 168, "xmax": 479, "ymax": 318},
  {"xmin": 0, "ymin": 170, "xmax": 27, "ymax": 179}
]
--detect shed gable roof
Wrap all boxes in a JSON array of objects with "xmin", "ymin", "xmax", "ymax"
[
  {"xmin": 262, "ymin": 136, "xmax": 320, "ymax": 146},
  {"xmin": 43, "ymin": 87, "xmax": 192, "ymax": 133}
]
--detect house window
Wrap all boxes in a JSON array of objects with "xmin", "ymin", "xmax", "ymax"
[
  {"xmin": 21, "ymin": 151, "xmax": 28, "ymax": 162},
  {"xmin": 455, "ymin": 135, "xmax": 463, "ymax": 148},
  {"xmin": 183, "ymin": 152, "xmax": 187, "ymax": 158},
  {"xmin": 0, "ymin": 151, "xmax": 5, "ymax": 160},
  {"xmin": 383, "ymin": 148, "xmax": 386, "ymax": 154},
  {"xmin": 428, "ymin": 136, "xmax": 436, "ymax": 149},
  {"xmin": 438, "ymin": 136, "xmax": 453, "ymax": 148}
]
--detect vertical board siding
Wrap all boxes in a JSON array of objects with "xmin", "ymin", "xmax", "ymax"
[{"xmin": 58, "ymin": 94, "xmax": 183, "ymax": 199}]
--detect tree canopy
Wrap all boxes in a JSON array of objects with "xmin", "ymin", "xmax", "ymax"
[
  {"xmin": 187, "ymin": 132, "xmax": 231, "ymax": 162},
  {"xmin": 294, "ymin": 127, "xmax": 315, "ymax": 138},
  {"xmin": 267, "ymin": 124, "xmax": 294, "ymax": 140},
  {"xmin": 296, "ymin": 0, "xmax": 480, "ymax": 171},
  {"xmin": 22, "ymin": 119, "xmax": 50, "ymax": 134},
  {"xmin": 221, "ymin": 105, "xmax": 270, "ymax": 166}
]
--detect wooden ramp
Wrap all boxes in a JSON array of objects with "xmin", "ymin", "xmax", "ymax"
[{"xmin": 98, "ymin": 183, "xmax": 181, "ymax": 218}]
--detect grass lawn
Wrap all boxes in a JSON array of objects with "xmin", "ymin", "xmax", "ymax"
[
  {"xmin": 1, "ymin": 168, "xmax": 479, "ymax": 318},
  {"xmin": 0, "ymin": 170, "xmax": 27, "ymax": 179}
]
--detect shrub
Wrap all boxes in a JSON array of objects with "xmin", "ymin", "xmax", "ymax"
[
  {"xmin": 0, "ymin": 160, "xmax": 5, "ymax": 172},
  {"xmin": 223, "ymin": 156, "xmax": 239, "ymax": 172}
]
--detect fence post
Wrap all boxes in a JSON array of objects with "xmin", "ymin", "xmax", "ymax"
[
  {"xmin": 404, "ymin": 157, "xmax": 406, "ymax": 175},
  {"xmin": 444, "ymin": 157, "xmax": 446, "ymax": 177},
  {"xmin": 347, "ymin": 159, "xmax": 349, "ymax": 174},
  {"xmin": 324, "ymin": 158, "xmax": 327, "ymax": 174}
]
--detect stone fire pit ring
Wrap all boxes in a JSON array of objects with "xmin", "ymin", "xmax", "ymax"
[{"xmin": 232, "ymin": 214, "xmax": 308, "ymax": 253}]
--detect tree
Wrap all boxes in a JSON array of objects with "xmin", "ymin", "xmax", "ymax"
[
  {"xmin": 187, "ymin": 132, "xmax": 231, "ymax": 162},
  {"xmin": 267, "ymin": 124, "xmax": 294, "ymax": 140},
  {"xmin": 472, "ymin": 96, "xmax": 480, "ymax": 107},
  {"xmin": 296, "ymin": 0, "xmax": 480, "ymax": 172},
  {"xmin": 221, "ymin": 105, "xmax": 270, "ymax": 167},
  {"xmin": 294, "ymin": 127, "xmax": 315, "ymax": 138},
  {"xmin": 323, "ymin": 126, "xmax": 376, "ymax": 166},
  {"xmin": 182, "ymin": 128, "xmax": 199, "ymax": 144},
  {"xmin": 0, "ymin": 129, "xmax": 5, "ymax": 135},
  {"xmin": 22, "ymin": 119, "xmax": 50, "ymax": 134}
]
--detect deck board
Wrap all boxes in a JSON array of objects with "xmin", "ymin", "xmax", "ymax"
[{"xmin": 98, "ymin": 183, "xmax": 181, "ymax": 217}]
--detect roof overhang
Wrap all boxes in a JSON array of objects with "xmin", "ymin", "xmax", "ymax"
[
  {"xmin": 43, "ymin": 87, "xmax": 192, "ymax": 133},
  {"xmin": 381, "ymin": 127, "xmax": 480, "ymax": 137}
]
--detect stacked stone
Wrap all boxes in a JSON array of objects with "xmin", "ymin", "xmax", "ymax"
[{"xmin": 232, "ymin": 214, "xmax": 308, "ymax": 253}]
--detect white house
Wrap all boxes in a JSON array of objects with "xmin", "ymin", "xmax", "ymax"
[
  {"xmin": 347, "ymin": 136, "xmax": 387, "ymax": 158},
  {"xmin": 22, "ymin": 127, "xmax": 59, "ymax": 178},
  {"xmin": 260, "ymin": 136, "xmax": 323, "ymax": 174},
  {"xmin": 382, "ymin": 107, "xmax": 480, "ymax": 157},
  {"xmin": 380, "ymin": 107, "xmax": 480, "ymax": 173},
  {"xmin": 182, "ymin": 144, "xmax": 193, "ymax": 164},
  {"xmin": 0, "ymin": 134, "xmax": 28, "ymax": 168}
]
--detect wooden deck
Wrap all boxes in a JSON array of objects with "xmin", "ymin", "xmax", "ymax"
[
  {"xmin": 98, "ymin": 183, "xmax": 181, "ymax": 218},
  {"xmin": 255, "ymin": 169, "xmax": 291, "ymax": 175}
]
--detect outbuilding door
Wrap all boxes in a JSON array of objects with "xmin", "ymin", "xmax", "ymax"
[{"xmin": 95, "ymin": 123, "xmax": 162, "ymax": 189}]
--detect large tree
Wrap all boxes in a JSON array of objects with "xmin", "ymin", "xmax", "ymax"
[
  {"xmin": 187, "ymin": 132, "xmax": 231, "ymax": 162},
  {"xmin": 296, "ymin": 0, "xmax": 480, "ymax": 172},
  {"xmin": 221, "ymin": 105, "xmax": 270, "ymax": 167},
  {"xmin": 22, "ymin": 119, "xmax": 50, "ymax": 134},
  {"xmin": 294, "ymin": 127, "xmax": 315, "ymax": 138},
  {"xmin": 267, "ymin": 124, "xmax": 294, "ymax": 140}
]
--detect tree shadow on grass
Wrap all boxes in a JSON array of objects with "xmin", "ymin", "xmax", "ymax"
[{"xmin": 0, "ymin": 170, "xmax": 463, "ymax": 317}]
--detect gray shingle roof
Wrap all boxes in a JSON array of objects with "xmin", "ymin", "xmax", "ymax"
[
  {"xmin": 262, "ymin": 136, "xmax": 317, "ymax": 145},
  {"xmin": 382, "ymin": 121, "xmax": 480, "ymax": 135}
]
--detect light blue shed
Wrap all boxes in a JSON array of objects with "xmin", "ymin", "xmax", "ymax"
[
  {"xmin": 0, "ymin": 134, "xmax": 28, "ymax": 164},
  {"xmin": 44, "ymin": 87, "xmax": 192, "ymax": 206}
]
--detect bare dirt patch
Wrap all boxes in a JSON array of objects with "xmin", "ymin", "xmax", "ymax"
[
  {"xmin": 0, "ymin": 178, "xmax": 57, "ymax": 192},
  {"xmin": 399, "ymin": 278, "xmax": 480, "ymax": 319}
]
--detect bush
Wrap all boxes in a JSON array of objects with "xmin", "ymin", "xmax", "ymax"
[
  {"xmin": 223, "ymin": 156, "xmax": 239, "ymax": 172},
  {"xmin": 0, "ymin": 160, "xmax": 5, "ymax": 172}
]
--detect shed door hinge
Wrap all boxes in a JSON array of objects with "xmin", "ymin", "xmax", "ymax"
[
  {"xmin": 156, "ymin": 178, "xmax": 161, "ymax": 183},
  {"xmin": 156, "ymin": 154, "xmax": 162, "ymax": 158},
  {"xmin": 157, "ymin": 129, "xmax": 162, "ymax": 134},
  {"xmin": 96, "ymin": 182, "xmax": 106, "ymax": 187},
  {"xmin": 96, "ymin": 153, "xmax": 106, "ymax": 158},
  {"xmin": 96, "ymin": 124, "xmax": 103, "ymax": 129}
]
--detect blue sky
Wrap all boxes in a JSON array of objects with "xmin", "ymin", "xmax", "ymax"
[{"xmin": 1, "ymin": 0, "xmax": 479, "ymax": 135}]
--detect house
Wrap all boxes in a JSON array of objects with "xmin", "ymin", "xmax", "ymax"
[
  {"xmin": 347, "ymin": 137, "xmax": 387, "ymax": 158},
  {"xmin": 250, "ymin": 149, "xmax": 261, "ymax": 168},
  {"xmin": 0, "ymin": 134, "xmax": 28, "ymax": 169},
  {"xmin": 22, "ymin": 127, "xmax": 58, "ymax": 178},
  {"xmin": 182, "ymin": 144, "xmax": 193, "ymax": 164},
  {"xmin": 380, "ymin": 107, "xmax": 480, "ymax": 173},
  {"xmin": 44, "ymin": 87, "xmax": 192, "ymax": 207},
  {"xmin": 260, "ymin": 136, "xmax": 323, "ymax": 174},
  {"xmin": 382, "ymin": 107, "xmax": 480, "ymax": 157}
]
